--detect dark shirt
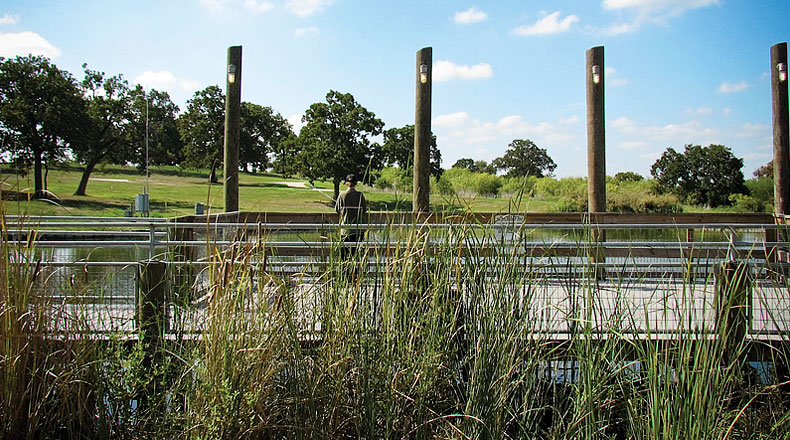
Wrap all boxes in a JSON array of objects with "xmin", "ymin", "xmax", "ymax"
[{"xmin": 335, "ymin": 187, "xmax": 367, "ymax": 235}]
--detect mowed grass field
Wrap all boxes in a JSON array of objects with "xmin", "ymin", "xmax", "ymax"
[{"xmin": 0, "ymin": 164, "xmax": 556, "ymax": 217}]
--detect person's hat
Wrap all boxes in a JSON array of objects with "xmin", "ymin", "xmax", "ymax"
[{"xmin": 344, "ymin": 173, "xmax": 358, "ymax": 183}]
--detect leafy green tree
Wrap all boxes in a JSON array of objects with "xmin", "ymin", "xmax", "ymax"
[
  {"xmin": 179, "ymin": 85, "xmax": 225, "ymax": 183},
  {"xmin": 381, "ymin": 124, "xmax": 442, "ymax": 178},
  {"xmin": 295, "ymin": 90, "xmax": 384, "ymax": 199},
  {"xmin": 613, "ymin": 171, "xmax": 644, "ymax": 183},
  {"xmin": 452, "ymin": 158, "xmax": 496, "ymax": 174},
  {"xmin": 270, "ymin": 133, "xmax": 300, "ymax": 178},
  {"xmin": 128, "ymin": 86, "xmax": 183, "ymax": 168},
  {"xmin": 239, "ymin": 102, "xmax": 292, "ymax": 173},
  {"xmin": 179, "ymin": 86, "xmax": 292, "ymax": 181},
  {"xmin": 0, "ymin": 55, "xmax": 84, "ymax": 197},
  {"xmin": 650, "ymin": 144, "xmax": 747, "ymax": 207},
  {"xmin": 72, "ymin": 65, "xmax": 136, "ymax": 196},
  {"xmin": 452, "ymin": 158, "xmax": 475, "ymax": 170},
  {"xmin": 753, "ymin": 160, "xmax": 773, "ymax": 178},
  {"xmin": 492, "ymin": 139, "xmax": 557, "ymax": 178}
]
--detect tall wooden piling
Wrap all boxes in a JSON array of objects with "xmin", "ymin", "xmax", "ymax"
[
  {"xmin": 586, "ymin": 47, "xmax": 606, "ymax": 276},
  {"xmin": 586, "ymin": 46, "xmax": 606, "ymax": 213},
  {"xmin": 137, "ymin": 259, "xmax": 168, "ymax": 342},
  {"xmin": 414, "ymin": 47, "xmax": 432, "ymax": 213},
  {"xmin": 773, "ymin": 43, "xmax": 789, "ymax": 216},
  {"xmin": 224, "ymin": 45, "xmax": 242, "ymax": 213},
  {"xmin": 716, "ymin": 261, "xmax": 750, "ymax": 364}
]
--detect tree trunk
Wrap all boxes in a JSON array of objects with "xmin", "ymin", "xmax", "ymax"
[
  {"xmin": 209, "ymin": 164, "xmax": 218, "ymax": 184},
  {"xmin": 333, "ymin": 179, "xmax": 341, "ymax": 201},
  {"xmin": 33, "ymin": 150, "xmax": 44, "ymax": 198},
  {"xmin": 74, "ymin": 161, "xmax": 97, "ymax": 196}
]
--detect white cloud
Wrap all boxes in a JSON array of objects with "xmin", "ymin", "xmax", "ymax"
[
  {"xmin": 0, "ymin": 31, "xmax": 60, "ymax": 58},
  {"xmin": 718, "ymin": 81, "xmax": 748, "ymax": 93},
  {"xmin": 133, "ymin": 71, "xmax": 201, "ymax": 92},
  {"xmin": 605, "ymin": 67, "xmax": 629, "ymax": 87},
  {"xmin": 288, "ymin": 113, "xmax": 305, "ymax": 134},
  {"xmin": 601, "ymin": 0, "xmax": 719, "ymax": 35},
  {"xmin": 0, "ymin": 14, "xmax": 19, "ymax": 25},
  {"xmin": 433, "ymin": 60, "xmax": 493, "ymax": 82},
  {"xmin": 286, "ymin": 0, "xmax": 333, "ymax": 17},
  {"xmin": 454, "ymin": 7, "xmax": 487, "ymax": 24},
  {"xmin": 433, "ymin": 111, "xmax": 471, "ymax": 127},
  {"xmin": 612, "ymin": 116, "xmax": 721, "ymax": 150},
  {"xmin": 294, "ymin": 26, "xmax": 319, "ymax": 37},
  {"xmin": 737, "ymin": 123, "xmax": 768, "ymax": 138},
  {"xmin": 200, "ymin": 0, "xmax": 274, "ymax": 14},
  {"xmin": 559, "ymin": 115, "xmax": 579, "ymax": 124},
  {"xmin": 243, "ymin": 0, "xmax": 274, "ymax": 13},
  {"xmin": 435, "ymin": 112, "xmax": 554, "ymax": 146},
  {"xmin": 512, "ymin": 11, "xmax": 579, "ymax": 36},
  {"xmin": 432, "ymin": 112, "xmax": 581, "ymax": 173}
]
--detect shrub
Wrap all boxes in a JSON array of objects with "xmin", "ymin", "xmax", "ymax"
[
  {"xmin": 729, "ymin": 193, "xmax": 769, "ymax": 213},
  {"xmin": 499, "ymin": 175, "xmax": 538, "ymax": 196},
  {"xmin": 431, "ymin": 174, "xmax": 455, "ymax": 195},
  {"xmin": 441, "ymin": 168, "xmax": 503, "ymax": 197},
  {"xmin": 375, "ymin": 167, "xmax": 410, "ymax": 192},
  {"xmin": 555, "ymin": 179, "xmax": 682, "ymax": 213},
  {"xmin": 535, "ymin": 177, "xmax": 587, "ymax": 199},
  {"xmin": 745, "ymin": 177, "xmax": 773, "ymax": 205},
  {"xmin": 472, "ymin": 173, "xmax": 502, "ymax": 197}
]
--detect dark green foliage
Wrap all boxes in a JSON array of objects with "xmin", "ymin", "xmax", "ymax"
[
  {"xmin": 452, "ymin": 158, "xmax": 496, "ymax": 174},
  {"xmin": 614, "ymin": 171, "xmax": 644, "ymax": 182},
  {"xmin": 492, "ymin": 139, "xmax": 557, "ymax": 178},
  {"xmin": 650, "ymin": 144, "xmax": 747, "ymax": 207},
  {"xmin": 239, "ymin": 102, "xmax": 293, "ymax": 173},
  {"xmin": 0, "ymin": 55, "xmax": 85, "ymax": 197},
  {"xmin": 72, "ymin": 65, "xmax": 136, "ymax": 196},
  {"xmin": 129, "ymin": 86, "xmax": 183, "ymax": 169},
  {"xmin": 178, "ymin": 85, "xmax": 225, "ymax": 182},
  {"xmin": 381, "ymin": 124, "xmax": 442, "ymax": 178},
  {"xmin": 294, "ymin": 90, "xmax": 384, "ymax": 198}
]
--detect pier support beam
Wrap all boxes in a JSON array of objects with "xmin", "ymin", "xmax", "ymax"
[
  {"xmin": 586, "ymin": 46, "xmax": 606, "ymax": 276},
  {"xmin": 586, "ymin": 46, "xmax": 606, "ymax": 213},
  {"xmin": 773, "ymin": 43, "xmax": 789, "ymax": 216},
  {"xmin": 224, "ymin": 45, "xmax": 242, "ymax": 213},
  {"xmin": 414, "ymin": 47, "xmax": 432, "ymax": 214},
  {"xmin": 137, "ymin": 259, "xmax": 168, "ymax": 342},
  {"xmin": 716, "ymin": 261, "xmax": 750, "ymax": 364}
]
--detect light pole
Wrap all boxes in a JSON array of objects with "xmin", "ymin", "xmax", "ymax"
[
  {"xmin": 224, "ymin": 45, "xmax": 242, "ymax": 213},
  {"xmin": 772, "ymin": 42, "xmax": 789, "ymax": 215},
  {"xmin": 414, "ymin": 47, "xmax": 432, "ymax": 214}
]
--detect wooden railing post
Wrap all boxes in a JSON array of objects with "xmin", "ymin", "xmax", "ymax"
[
  {"xmin": 715, "ymin": 261, "xmax": 750, "ymax": 363},
  {"xmin": 137, "ymin": 259, "xmax": 168, "ymax": 343},
  {"xmin": 135, "ymin": 259, "xmax": 168, "ymax": 419}
]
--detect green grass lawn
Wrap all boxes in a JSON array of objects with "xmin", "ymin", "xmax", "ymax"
[{"xmin": 1, "ymin": 164, "xmax": 547, "ymax": 217}]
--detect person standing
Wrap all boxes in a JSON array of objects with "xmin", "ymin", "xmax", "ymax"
[{"xmin": 335, "ymin": 173, "xmax": 368, "ymax": 255}]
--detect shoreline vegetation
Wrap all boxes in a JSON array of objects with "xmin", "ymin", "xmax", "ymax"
[
  {"xmin": 2, "ymin": 200, "xmax": 790, "ymax": 438},
  {"xmin": 0, "ymin": 163, "xmax": 774, "ymax": 218}
]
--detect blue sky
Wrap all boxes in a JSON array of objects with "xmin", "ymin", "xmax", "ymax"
[{"xmin": 0, "ymin": 0, "xmax": 787, "ymax": 177}]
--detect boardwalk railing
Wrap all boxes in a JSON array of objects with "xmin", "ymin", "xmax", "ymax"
[{"xmin": 4, "ymin": 212, "xmax": 790, "ymax": 342}]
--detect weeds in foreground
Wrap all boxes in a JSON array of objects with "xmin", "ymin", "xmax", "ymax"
[{"xmin": 1, "ymin": 209, "xmax": 789, "ymax": 439}]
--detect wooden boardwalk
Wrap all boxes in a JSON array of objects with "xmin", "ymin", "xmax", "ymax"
[{"xmin": 10, "ymin": 212, "xmax": 790, "ymax": 342}]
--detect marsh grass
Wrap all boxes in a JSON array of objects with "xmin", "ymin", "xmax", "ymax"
[{"xmin": 1, "ymin": 205, "xmax": 790, "ymax": 439}]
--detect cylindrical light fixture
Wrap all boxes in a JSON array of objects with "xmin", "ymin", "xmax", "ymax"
[{"xmin": 228, "ymin": 64, "xmax": 237, "ymax": 83}]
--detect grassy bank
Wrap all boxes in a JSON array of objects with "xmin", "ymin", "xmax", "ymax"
[
  {"xmin": 2, "ymin": 207, "xmax": 789, "ymax": 439},
  {"xmin": 1, "ymin": 164, "xmax": 542, "ymax": 217}
]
